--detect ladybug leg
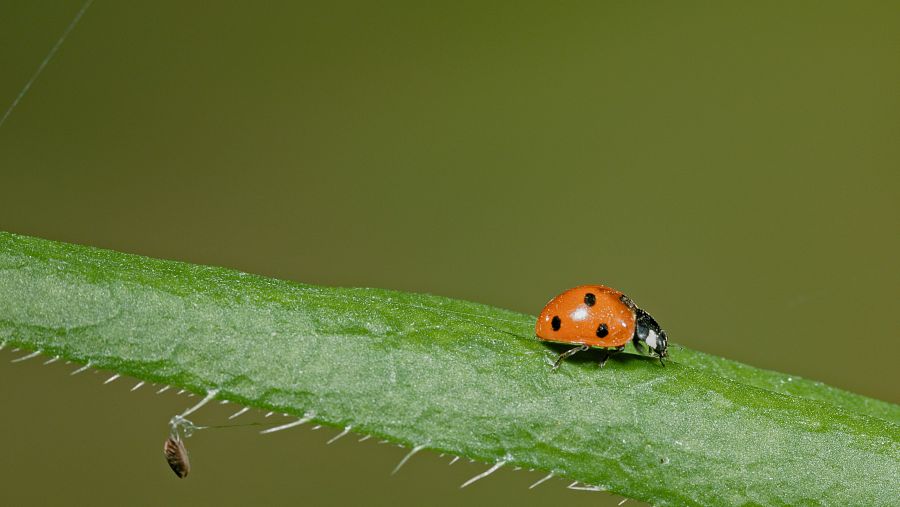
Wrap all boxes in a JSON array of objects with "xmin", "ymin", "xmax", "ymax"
[
  {"xmin": 552, "ymin": 344, "xmax": 589, "ymax": 371},
  {"xmin": 598, "ymin": 346, "xmax": 625, "ymax": 368},
  {"xmin": 631, "ymin": 335, "xmax": 647, "ymax": 355}
]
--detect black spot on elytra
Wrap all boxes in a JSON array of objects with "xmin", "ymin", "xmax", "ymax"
[
  {"xmin": 584, "ymin": 293, "xmax": 596, "ymax": 306},
  {"xmin": 551, "ymin": 316, "xmax": 561, "ymax": 331},
  {"xmin": 596, "ymin": 323, "xmax": 609, "ymax": 338}
]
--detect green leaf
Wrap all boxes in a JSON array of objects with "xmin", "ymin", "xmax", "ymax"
[{"xmin": 1, "ymin": 231, "xmax": 897, "ymax": 506}]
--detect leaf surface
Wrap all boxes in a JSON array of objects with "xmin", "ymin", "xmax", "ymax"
[{"xmin": 1, "ymin": 232, "xmax": 897, "ymax": 505}]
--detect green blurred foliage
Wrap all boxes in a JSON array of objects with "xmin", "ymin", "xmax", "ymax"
[{"xmin": 1, "ymin": 1, "xmax": 897, "ymax": 506}]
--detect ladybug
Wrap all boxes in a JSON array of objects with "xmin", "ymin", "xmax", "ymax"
[{"xmin": 535, "ymin": 285, "xmax": 668, "ymax": 370}]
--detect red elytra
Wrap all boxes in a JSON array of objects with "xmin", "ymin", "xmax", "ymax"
[{"xmin": 536, "ymin": 285, "xmax": 634, "ymax": 348}]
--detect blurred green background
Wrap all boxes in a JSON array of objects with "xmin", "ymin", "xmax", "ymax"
[{"xmin": 1, "ymin": 1, "xmax": 898, "ymax": 505}]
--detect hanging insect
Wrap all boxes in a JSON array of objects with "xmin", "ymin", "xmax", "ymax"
[{"xmin": 163, "ymin": 433, "xmax": 191, "ymax": 478}]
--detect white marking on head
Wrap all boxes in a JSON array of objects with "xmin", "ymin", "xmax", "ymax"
[
  {"xmin": 645, "ymin": 330, "xmax": 659, "ymax": 350},
  {"xmin": 569, "ymin": 307, "xmax": 589, "ymax": 321}
]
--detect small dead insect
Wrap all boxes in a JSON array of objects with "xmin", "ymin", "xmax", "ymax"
[{"xmin": 163, "ymin": 435, "xmax": 191, "ymax": 478}]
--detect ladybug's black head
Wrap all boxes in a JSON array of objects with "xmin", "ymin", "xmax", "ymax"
[
  {"xmin": 654, "ymin": 329, "xmax": 669, "ymax": 358},
  {"xmin": 633, "ymin": 307, "xmax": 668, "ymax": 363}
]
